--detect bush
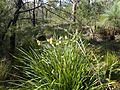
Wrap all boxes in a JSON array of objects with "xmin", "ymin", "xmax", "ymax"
[{"xmin": 10, "ymin": 34, "xmax": 119, "ymax": 90}]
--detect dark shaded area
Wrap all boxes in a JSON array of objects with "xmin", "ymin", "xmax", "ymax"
[
  {"xmin": 90, "ymin": 39, "xmax": 120, "ymax": 52},
  {"xmin": 111, "ymin": 71, "xmax": 120, "ymax": 81},
  {"xmin": 36, "ymin": 34, "xmax": 47, "ymax": 41},
  {"xmin": 110, "ymin": 35, "xmax": 115, "ymax": 41},
  {"xmin": 9, "ymin": 32, "xmax": 16, "ymax": 55}
]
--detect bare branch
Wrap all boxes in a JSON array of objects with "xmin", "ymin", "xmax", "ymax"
[
  {"xmin": 19, "ymin": 5, "xmax": 41, "ymax": 13},
  {"xmin": 44, "ymin": 6, "xmax": 69, "ymax": 21}
]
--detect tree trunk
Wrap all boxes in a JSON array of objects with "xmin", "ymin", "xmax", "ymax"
[
  {"xmin": 72, "ymin": 0, "xmax": 77, "ymax": 22},
  {"xmin": 41, "ymin": 0, "xmax": 44, "ymax": 21},
  {"xmin": 6, "ymin": 0, "xmax": 23, "ymax": 62},
  {"xmin": 9, "ymin": 32, "xmax": 16, "ymax": 55},
  {"xmin": 33, "ymin": 0, "xmax": 36, "ymax": 26},
  {"xmin": 60, "ymin": 0, "xmax": 62, "ymax": 7}
]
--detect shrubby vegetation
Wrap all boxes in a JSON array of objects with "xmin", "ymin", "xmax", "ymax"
[
  {"xmin": 6, "ymin": 34, "xmax": 119, "ymax": 89},
  {"xmin": 0, "ymin": 0, "xmax": 120, "ymax": 89}
]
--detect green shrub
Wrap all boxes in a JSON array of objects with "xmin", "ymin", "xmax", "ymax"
[
  {"xmin": 0, "ymin": 59, "xmax": 10, "ymax": 81},
  {"xmin": 10, "ymin": 34, "xmax": 119, "ymax": 90},
  {"xmin": 99, "ymin": 1, "xmax": 120, "ymax": 28}
]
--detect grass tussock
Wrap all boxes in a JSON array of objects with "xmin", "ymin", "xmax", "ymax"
[{"xmin": 8, "ymin": 34, "xmax": 120, "ymax": 90}]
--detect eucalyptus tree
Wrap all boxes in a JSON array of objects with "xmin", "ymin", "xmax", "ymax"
[
  {"xmin": 1, "ymin": 0, "xmax": 32, "ymax": 59},
  {"xmin": 33, "ymin": 0, "xmax": 36, "ymax": 26},
  {"xmin": 0, "ymin": 0, "xmax": 10, "ymax": 57},
  {"xmin": 71, "ymin": 0, "xmax": 80, "ymax": 22},
  {"xmin": 7, "ymin": 0, "xmax": 24, "ymax": 61}
]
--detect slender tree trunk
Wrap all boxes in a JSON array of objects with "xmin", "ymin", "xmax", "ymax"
[
  {"xmin": 41, "ymin": 0, "xmax": 44, "ymax": 21},
  {"xmin": 60, "ymin": 0, "xmax": 62, "ymax": 7},
  {"xmin": 33, "ymin": 0, "xmax": 36, "ymax": 26},
  {"xmin": 7, "ymin": 0, "xmax": 23, "ymax": 62},
  {"xmin": 72, "ymin": 0, "xmax": 77, "ymax": 22},
  {"xmin": 45, "ymin": 8, "xmax": 48, "ymax": 18},
  {"xmin": 9, "ymin": 32, "xmax": 16, "ymax": 55}
]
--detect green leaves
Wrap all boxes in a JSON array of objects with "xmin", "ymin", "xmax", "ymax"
[
  {"xmin": 99, "ymin": 1, "xmax": 120, "ymax": 27},
  {"xmin": 10, "ymin": 34, "xmax": 120, "ymax": 90},
  {"xmin": 0, "ymin": 59, "xmax": 10, "ymax": 80},
  {"xmin": 12, "ymin": 35, "xmax": 100, "ymax": 90}
]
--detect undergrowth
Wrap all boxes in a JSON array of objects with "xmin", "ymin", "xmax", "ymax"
[{"xmin": 3, "ymin": 34, "xmax": 120, "ymax": 90}]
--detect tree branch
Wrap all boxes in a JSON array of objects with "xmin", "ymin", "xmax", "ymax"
[
  {"xmin": 19, "ymin": 5, "xmax": 42, "ymax": 13},
  {"xmin": 44, "ymin": 6, "xmax": 69, "ymax": 21}
]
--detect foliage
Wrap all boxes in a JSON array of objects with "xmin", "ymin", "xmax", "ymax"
[
  {"xmin": 0, "ymin": 0, "xmax": 120, "ymax": 89},
  {"xmin": 10, "ymin": 35, "xmax": 98, "ymax": 90},
  {"xmin": 5, "ymin": 34, "xmax": 118, "ymax": 90},
  {"xmin": 99, "ymin": 1, "xmax": 120, "ymax": 28},
  {"xmin": 0, "ymin": 0, "xmax": 14, "ymax": 57},
  {"xmin": 77, "ymin": 0, "xmax": 105, "ymax": 26},
  {"xmin": 0, "ymin": 59, "xmax": 10, "ymax": 81}
]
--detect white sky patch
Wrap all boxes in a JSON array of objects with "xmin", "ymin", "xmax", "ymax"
[
  {"xmin": 23, "ymin": 0, "xmax": 46, "ymax": 2},
  {"xmin": 23, "ymin": 0, "xmax": 66, "ymax": 3}
]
